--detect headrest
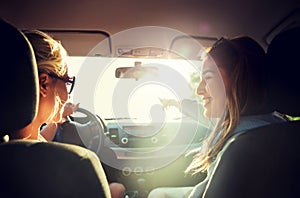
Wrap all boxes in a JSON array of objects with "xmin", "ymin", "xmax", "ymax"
[
  {"xmin": 0, "ymin": 19, "xmax": 39, "ymax": 135},
  {"xmin": 266, "ymin": 26, "xmax": 300, "ymax": 116}
]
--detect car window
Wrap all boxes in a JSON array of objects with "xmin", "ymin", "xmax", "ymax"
[{"xmin": 67, "ymin": 56, "xmax": 206, "ymax": 123}]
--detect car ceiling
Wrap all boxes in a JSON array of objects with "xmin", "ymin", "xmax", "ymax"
[{"xmin": 1, "ymin": 0, "xmax": 300, "ymax": 50}]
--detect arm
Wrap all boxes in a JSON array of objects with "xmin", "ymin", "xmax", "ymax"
[
  {"xmin": 40, "ymin": 102, "xmax": 79, "ymax": 141},
  {"xmin": 40, "ymin": 122, "xmax": 58, "ymax": 141},
  {"xmin": 148, "ymin": 187, "xmax": 194, "ymax": 198},
  {"xmin": 159, "ymin": 98, "xmax": 180, "ymax": 109},
  {"xmin": 159, "ymin": 98, "xmax": 202, "ymax": 121}
]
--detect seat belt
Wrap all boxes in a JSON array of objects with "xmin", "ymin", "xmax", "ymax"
[{"xmin": 233, "ymin": 111, "xmax": 287, "ymax": 136}]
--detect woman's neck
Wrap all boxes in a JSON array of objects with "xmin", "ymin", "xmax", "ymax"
[{"xmin": 10, "ymin": 121, "xmax": 41, "ymax": 140}]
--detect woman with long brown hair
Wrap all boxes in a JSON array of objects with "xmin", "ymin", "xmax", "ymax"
[{"xmin": 149, "ymin": 36, "xmax": 286, "ymax": 198}]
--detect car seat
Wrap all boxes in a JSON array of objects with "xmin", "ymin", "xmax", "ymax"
[{"xmin": 0, "ymin": 19, "xmax": 111, "ymax": 198}]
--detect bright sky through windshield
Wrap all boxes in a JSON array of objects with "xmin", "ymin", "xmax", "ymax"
[{"xmin": 66, "ymin": 57, "xmax": 202, "ymax": 121}]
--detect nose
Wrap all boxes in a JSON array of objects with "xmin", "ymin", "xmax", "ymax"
[{"xmin": 196, "ymin": 78, "xmax": 206, "ymax": 97}]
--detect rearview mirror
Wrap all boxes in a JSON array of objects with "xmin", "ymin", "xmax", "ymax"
[{"xmin": 115, "ymin": 61, "xmax": 158, "ymax": 80}]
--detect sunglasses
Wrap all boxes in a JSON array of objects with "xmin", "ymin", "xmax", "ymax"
[
  {"xmin": 48, "ymin": 73, "xmax": 76, "ymax": 94},
  {"xmin": 211, "ymin": 37, "xmax": 232, "ymax": 51},
  {"xmin": 209, "ymin": 37, "xmax": 239, "ymax": 64}
]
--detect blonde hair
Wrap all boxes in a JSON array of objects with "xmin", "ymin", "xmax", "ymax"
[
  {"xmin": 23, "ymin": 30, "xmax": 68, "ymax": 77},
  {"xmin": 23, "ymin": 30, "xmax": 68, "ymax": 122},
  {"xmin": 186, "ymin": 36, "xmax": 268, "ymax": 174}
]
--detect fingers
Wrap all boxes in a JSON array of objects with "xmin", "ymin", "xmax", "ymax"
[
  {"xmin": 62, "ymin": 102, "xmax": 80, "ymax": 117},
  {"xmin": 159, "ymin": 98, "xmax": 169, "ymax": 109},
  {"xmin": 159, "ymin": 98, "xmax": 180, "ymax": 109},
  {"xmin": 73, "ymin": 103, "xmax": 80, "ymax": 111}
]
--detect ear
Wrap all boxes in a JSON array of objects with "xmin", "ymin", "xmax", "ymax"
[{"xmin": 39, "ymin": 73, "xmax": 49, "ymax": 97}]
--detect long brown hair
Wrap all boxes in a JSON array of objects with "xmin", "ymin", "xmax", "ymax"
[{"xmin": 186, "ymin": 36, "xmax": 269, "ymax": 174}]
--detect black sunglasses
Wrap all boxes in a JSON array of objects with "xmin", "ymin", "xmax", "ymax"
[
  {"xmin": 210, "ymin": 37, "xmax": 238, "ymax": 57},
  {"xmin": 211, "ymin": 37, "xmax": 230, "ymax": 51},
  {"xmin": 48, "ymin": 73, "xmax": 76, "ymax": 94}
]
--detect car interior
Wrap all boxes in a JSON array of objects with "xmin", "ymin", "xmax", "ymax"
[{"xmin": 1, "ymin": 0, "xmax": 300, "ymax": 197}]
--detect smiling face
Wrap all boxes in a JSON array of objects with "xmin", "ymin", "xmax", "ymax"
[{"xmin": 197, "ymin": 57, "xmax": 227, "ymax": 118}]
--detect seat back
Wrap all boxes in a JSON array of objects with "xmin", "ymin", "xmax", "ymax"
[
  {"xmin": 0, "ymin": 19, "xmax": 38, "ymax": 136},
  {"xmin": 203, "ymin": 122, "xmax": 300, "ymax": 198},
  {"xmin": 266, "ymin": 26, "xmax": 300, "ymax": 116},
  {"xmin": 0, "ymin": 19, "xmax": 111, "ymax": 198},
  {"xmin": 203, "ymin": 27, "xmax": 300, "ymax": 198},
  {"xmin": 0, "ymin": 140, "xmax": 112, "ymax": 198}
]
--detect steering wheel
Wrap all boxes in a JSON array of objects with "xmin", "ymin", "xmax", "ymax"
[{"xmin": 58, "ymin": 107, "xmax": 105, "ymax": 154}]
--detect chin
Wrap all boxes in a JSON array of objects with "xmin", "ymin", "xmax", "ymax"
[
  {"xmin": 204, "ymin": 109, "xmax": 212, "ymax": 118},
  {"xmin": 52, "ymin": 113, "xmax": 63, "ymax": 123},
  {"xmin": 205, "ymin": 110, "xmax": 224, "ymax": 119}
]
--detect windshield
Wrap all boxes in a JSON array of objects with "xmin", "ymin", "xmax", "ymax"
[{"xmin": 67, "ymin": 56, "xmax": 207, "ymax": 124}]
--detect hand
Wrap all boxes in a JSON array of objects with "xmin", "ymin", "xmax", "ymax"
[
  {"xmin": 62, "ymin": 102, "xmax": 80, "ymax": 118},
  {"xmin": 159, "ymin": 98, "xmax": 179, "ymax": 109}
]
